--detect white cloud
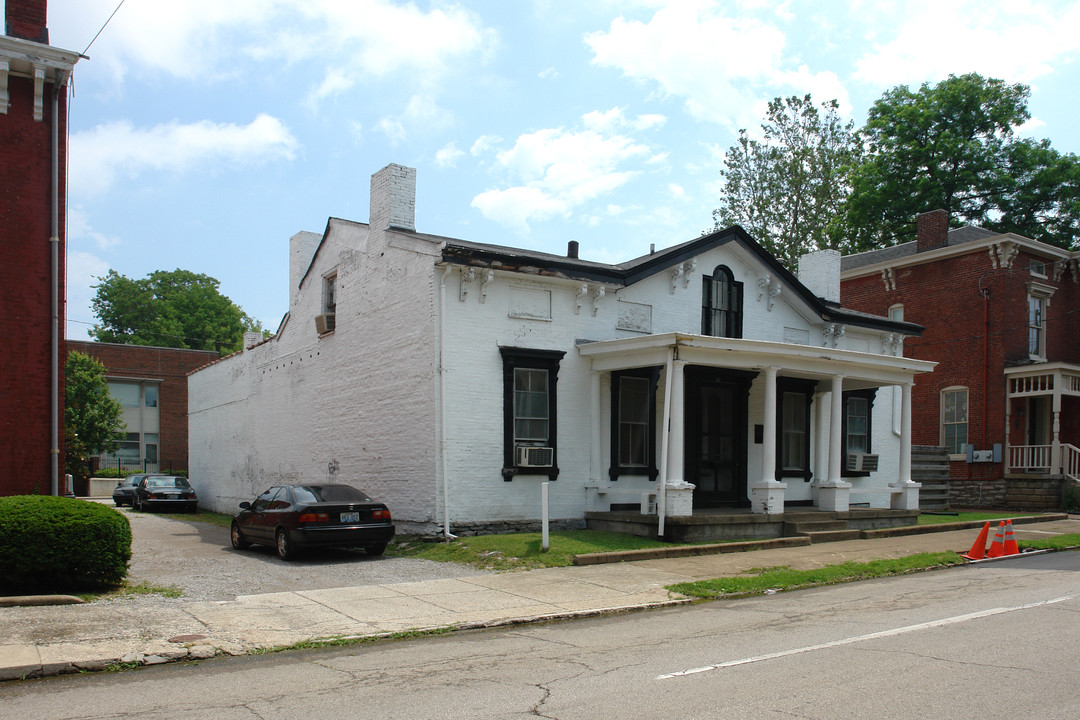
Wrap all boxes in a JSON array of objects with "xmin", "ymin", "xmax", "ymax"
[
  {"xmin": 68, "ymin": 207, "xmax": 121, "ymax": 250},
  {"xmin": 435, "ymin": 143, "xmax": 466, "ymax": 168},
  {"xmin": 471, "ymin": 126, "xmax": 652, "ymax": 232},
  {"xmin": 51, "ymin": 0, "xmax": 495, "ymax": 96},
  {"xmin": 69, "ymin": 114, "xmax": 298, "ymax": 197},
  {"xmin": 585, "ymin": 3, "xmax": 852, "ymax": 128},
  {"xmin": 374, "ymin": 94, "xmax": 451, "ymax": 144},
  {"xmin": 471, "ymin": 134, "xmax": 503, "ymax": 156},
  {"xmin": 853, "ymin": 1, "xmax": 1080, "ymax": 86},
  {"xmin": 65, "ymin": 249, "xmax": 110, "ymax": 339}
]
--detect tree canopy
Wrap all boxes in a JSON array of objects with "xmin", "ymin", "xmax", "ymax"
[
  {"xmin": 715, "ymin": 73, "xmax": 1080, "ymax": 261},
  {"xmin": 90, "ymin": 269, "xmax": 263, "ymax": 354},
  {"xmin": 713, "ymin": 95, "xmax": 863, "ymax": 268},
  {"xmin": 64, "ymin": 350, "xmax": 125, "ymax": 483}
]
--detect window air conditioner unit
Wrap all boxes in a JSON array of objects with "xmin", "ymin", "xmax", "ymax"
[
  {"xmin": 847, "ymin": 452, "xmax": 879, "ymax": 472},
  {"xmin": 315, "ymin": 312, "xmax": 336, "ymax": 334},
  {"xmin": 516, "ymin": 446, "xmax": 554, "ymax": 468}
]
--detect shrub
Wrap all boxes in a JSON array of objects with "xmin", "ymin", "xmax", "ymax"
[{"xmin": 0, "ymin": 496, "xmax": 131, "ymax": 595}]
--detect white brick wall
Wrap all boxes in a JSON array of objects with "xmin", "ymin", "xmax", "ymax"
[{"xmin": 190, "ymin": 166, "xmax": 914, "ymax": 532}]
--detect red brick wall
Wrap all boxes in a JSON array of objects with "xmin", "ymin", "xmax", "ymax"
[
  {"xmin": 0, "ymin": 64, "xmax": 68, "ymax": 495},
  {"xmin": 66, "ymin": 342, "xmax": 220, "ymax": 473},
  {"xmin": 841, "ymin": 248, "xmax": 1080, "ymax": 482}
]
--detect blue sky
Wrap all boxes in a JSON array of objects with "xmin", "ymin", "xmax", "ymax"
[{"xmin": 31, "ymin": 0, "xmax": 1080, "ymax": 340}]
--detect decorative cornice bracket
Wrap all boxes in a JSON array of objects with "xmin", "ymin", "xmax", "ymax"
[
  {"xmin": 758, "ymin": 274, "xmax": 781, "ymax": 311},
  {"xmin": 823, "ymin": 323, "xmax": 845, "ymax": 348},
  {"xmin": 881, "ymin": 267, "xmax": 896, "ymax": 291},
  {"xmin": 458, "ymin": 267, "xmax": 476, "ymax": 302}
]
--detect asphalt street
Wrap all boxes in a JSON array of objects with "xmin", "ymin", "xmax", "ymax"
[{"xmin": 2, "ymin": 551, "xmax": 1077, "ymax": 720}]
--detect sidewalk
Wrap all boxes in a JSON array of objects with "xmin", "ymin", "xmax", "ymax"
[{"xmin": 1, "ymin": 515, "xmax": 1076, "ymax": 681}]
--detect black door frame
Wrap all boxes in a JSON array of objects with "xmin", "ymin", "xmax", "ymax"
[{"xmin": 683, "ymin": 366, "xmax": 756, "ymax": 507}]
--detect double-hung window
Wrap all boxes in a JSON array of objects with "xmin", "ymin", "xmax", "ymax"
[
  {"xmin": 702, "ymin": 265, "xmax": 743, "ymax": 338},
  {"xmin": 1027, "ymin": 281, "xmax": 1055, "ymax": 360},
  {"xmin": 842, "ymin": 389, "xmax": 876, "ymax": 476},
  {"xmin": 941, "ymin": 387, "xmax": 968, "ymax": 456},
  {"xmin": 609, "ymin": 368, "xmax": 660, "ymax": 481},
  {"xmin": 500, "ymin": 347, "xmax": 565, "ymax": 480},
  {"xmin": 776, "ymin": 378, "xmax": 816, "ymax": 481}
]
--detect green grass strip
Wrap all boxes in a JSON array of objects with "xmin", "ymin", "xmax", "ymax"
[
  {"xmin": 1018, "ymin": 533, "xmax": 1080, "ymax": 551},
  {"xmin": 667, "ymin": 552, "xmax": 965, "ymax": 598}
]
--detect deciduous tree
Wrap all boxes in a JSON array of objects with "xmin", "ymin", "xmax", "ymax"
[
  {"xmin": 713, "ymin": 95, "xmax": 863, "ymax": 268},
  {"xmin": 90, "ymin": 269, "xmax": 262, "ymax": 354},
  {"xmin": 64, "ymin": 351, "xmax": 125, "ymax": 484}
]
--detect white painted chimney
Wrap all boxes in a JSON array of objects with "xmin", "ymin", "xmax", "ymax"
[
  {"xmin": 797, "ymin": 249, "xmax": 841, "ymax": 303},
  {"xmin": 370, "ymin": 163, "xmax": 416, "ymax": 232},
  {"xmin": 289, "ymin": 230, "xmax": 322, "ymax": 309}
]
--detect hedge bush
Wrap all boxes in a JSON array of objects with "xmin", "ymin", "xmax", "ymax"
[{"xmin": 0, "ymin": 496, "xmax": 131, "ymax": 595}]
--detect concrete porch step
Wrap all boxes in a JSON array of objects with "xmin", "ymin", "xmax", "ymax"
[
  {"xmin": 803, "ymin": 529, "xmax": 864, "ymax": 543},
  {"xmin": 784, "ymin": 520, "xmax": 849, "ymax": 535}
]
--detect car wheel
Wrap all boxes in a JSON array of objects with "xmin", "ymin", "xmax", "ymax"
[
  {"xmin": 366, "ymin": 543, "xmax": 387, "ymax": 557},
  {"xmin": 132, "ymin": 497, "xmax": 140, "ymax": 511},
  {"xmin": 230, "ymin": 522, "xmax": 250, "ymax": 550},
  {"xmin": 276, "ymin": 529, "xmax": 295, "ymax": 560}
]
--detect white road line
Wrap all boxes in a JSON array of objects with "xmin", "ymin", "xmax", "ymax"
[{"xmin": 656, "ymin": 594, "xmax": 1078, "ymax": 680}]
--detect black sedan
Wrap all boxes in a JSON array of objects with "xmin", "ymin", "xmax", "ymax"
[
  {"xmin": 132, "ymin": 475, "xmax": 198, "ymax": 513},
  {"xmin": 231, "ymin": 484, "xmax": 395, "ymax": 560},
  {"xmin": 113, "ymin": 473, "xmax": 162, "ymax": 506}
]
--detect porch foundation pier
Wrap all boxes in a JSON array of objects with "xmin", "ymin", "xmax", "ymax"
[
  {"xmin": 890, "ymin": 382, "xmax": 920, "ymax": 510},
  {"xmin": 817, "ymin": 374, "xmax": 851, "ymax": 512},
  {"xmin": 750, "ymin": 366, "xmax": 786, "ymax": 514}
]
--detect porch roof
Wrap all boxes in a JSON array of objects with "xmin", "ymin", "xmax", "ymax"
[
  {"xmin": 577, "ymin": 332, "xmax": 935, "ymax": 389},
  {"xmin": 1005, "ymin": 362, "xmax": 1080, "ymax": 398}
]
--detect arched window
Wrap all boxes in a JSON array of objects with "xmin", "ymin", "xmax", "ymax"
[{"xmin": 701, "ymin": 265, "xmax": 743, "ymax": 338}]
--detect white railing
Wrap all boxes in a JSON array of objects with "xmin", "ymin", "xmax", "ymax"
[
  {"xmin": 1009, "ymin": 445, "xmax": 1052, "ymax": 472},
  {"xmin": 1063, "ymin": 444, "xmax": 1080, "ymax": 482}
]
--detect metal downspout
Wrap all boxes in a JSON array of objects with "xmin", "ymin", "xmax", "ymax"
[
  {"xmin": 50, "ymin": 75, "xmax": 63, "ymax": 496},
  {"xmin": 438, "ymin": 266, "xmax": 456, "ymax": 539}
]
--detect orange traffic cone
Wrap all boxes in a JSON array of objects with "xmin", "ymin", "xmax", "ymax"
[
  {"xmin": 1003, "ymin": 520, "xmax": 1019, "ymax": 556},
  {"xmin": 961, "ymin": 522, "xmax": 991, "ymax": 560},
  {"xmin": 986, "ymin": 521, "xmax": 1006, "ymax": 558}
]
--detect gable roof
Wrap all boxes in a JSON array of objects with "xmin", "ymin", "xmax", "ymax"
[
  {"xmin": 442, "ymin": 225, "xmax": 923, "ymax": 336},
  {"xmin": 840, "ymin": 224, "xmax": 1073, "ymax": 274}
]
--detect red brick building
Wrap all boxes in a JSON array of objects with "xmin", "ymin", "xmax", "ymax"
[
  {"xmin": 66, "ymin": 342, "xmax": 219, "ymax": 481},
  {"xmin": 1, "ymin": 0, "xmax": 80, "ymax": 495},
  {"xmin": 841, "ymin": 210, "xmax": 1080, "ymax": 508}
]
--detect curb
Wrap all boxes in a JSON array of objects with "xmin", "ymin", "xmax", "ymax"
[
  {"xmin": 572, "ymin": 514, "xmax": 1070, "ymax": 564},
  {"xmin": 0, "ymin": 595, "xmax": 84, "ymax": 608}
]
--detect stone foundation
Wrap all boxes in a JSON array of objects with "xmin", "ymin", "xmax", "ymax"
[{"xmin": 948, "ymin": 476, "xmax": 1068, "ymax": 511}]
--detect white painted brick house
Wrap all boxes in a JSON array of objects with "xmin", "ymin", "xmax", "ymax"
[{"xmin": 189, "ymin": 164, "xmax": 935, "ymax": 535}]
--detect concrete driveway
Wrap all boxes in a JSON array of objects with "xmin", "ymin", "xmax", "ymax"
[{"xmin": 117, "ymin": 503, "xmax": 490, "ymax": 602}]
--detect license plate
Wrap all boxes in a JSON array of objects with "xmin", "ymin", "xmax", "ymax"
[{"xmin": 340, "ymin": 512, "xmax": 359, "ymax": 523}]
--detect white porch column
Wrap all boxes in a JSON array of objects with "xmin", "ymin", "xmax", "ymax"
[
  {"xmin": 587, "ymin": 370, "xmax": 602, "ymax": 511},
  {"xmin": 890, "ymin": 382, "xmax": 921, "ymax": 510},
  {"xmin": 817, "ymin": 374, "xmax": 851, "ymax": 512},
  {"xmin": 664, "ymin": 360, "xmax": 694, "ymax": 517},
  {"xmin": 1051, "ymin": 369, "xmax": 1063, "ymax": 473},
  {"xmin": 750, "ymin": 366, "xmax": 786, "ymax": 514},
  {"xmin": 814, "ymin": 390, "xmax": 829, "ymax": 502},
  {"xmin": 667, "ymin": 361, "xmax": 686, "ymax": 484}
]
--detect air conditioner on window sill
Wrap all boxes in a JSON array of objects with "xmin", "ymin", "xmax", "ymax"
[
  {"xmin": 315, "ymin": 312, "xmax": 336, "ymax": 334},
  {"xmin": 847, "ymin": 452, "xmax": 879, "ymax": 472},
  {"xmin": 516, "ymin": 446, "xmax": 554, "ymax": 468}
]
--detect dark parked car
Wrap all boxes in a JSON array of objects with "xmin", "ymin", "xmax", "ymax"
[
  {"xmin": 231, "ymin": 484, "xmax": 395, "ymax": 560},
  {"xmin": 113, "ymin": 473, "xmax": 163, "ymax": 507},
  {"xmin": 132, "ymin": 475, "xmax": 198, "ymax": 513}
]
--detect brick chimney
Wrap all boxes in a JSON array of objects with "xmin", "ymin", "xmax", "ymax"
[
  {"xmin": 369, "ymin": 164, "xmax": 416, "ymax": 232},
  {"xmin": 916, "ymin": 209, "xmax": 949, "ymax": 252},
  {"xmin": 6, "ymin": 0, "xmax": 49, "ymax": 43}
]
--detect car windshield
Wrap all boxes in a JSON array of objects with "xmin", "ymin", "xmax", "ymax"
[
  {"xmin": 291, "ymin": 485, "xmax": 371, "ymax": 504},
  {"xmin": 147, "ymin": 476, "xmax": 190, "ymax": 489}
]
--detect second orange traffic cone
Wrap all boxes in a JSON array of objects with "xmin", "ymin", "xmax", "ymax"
[
  {"xmin": 961, "ymin": 522, "xmax": 991, "ymax": 560},
  {"xmin": 986, "ymin": 521, "xmax": 1006, "ymax": 558},
  {"xmin": 1003, "ymin": 520, "xmax": 1019, "ymax": 556}
]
